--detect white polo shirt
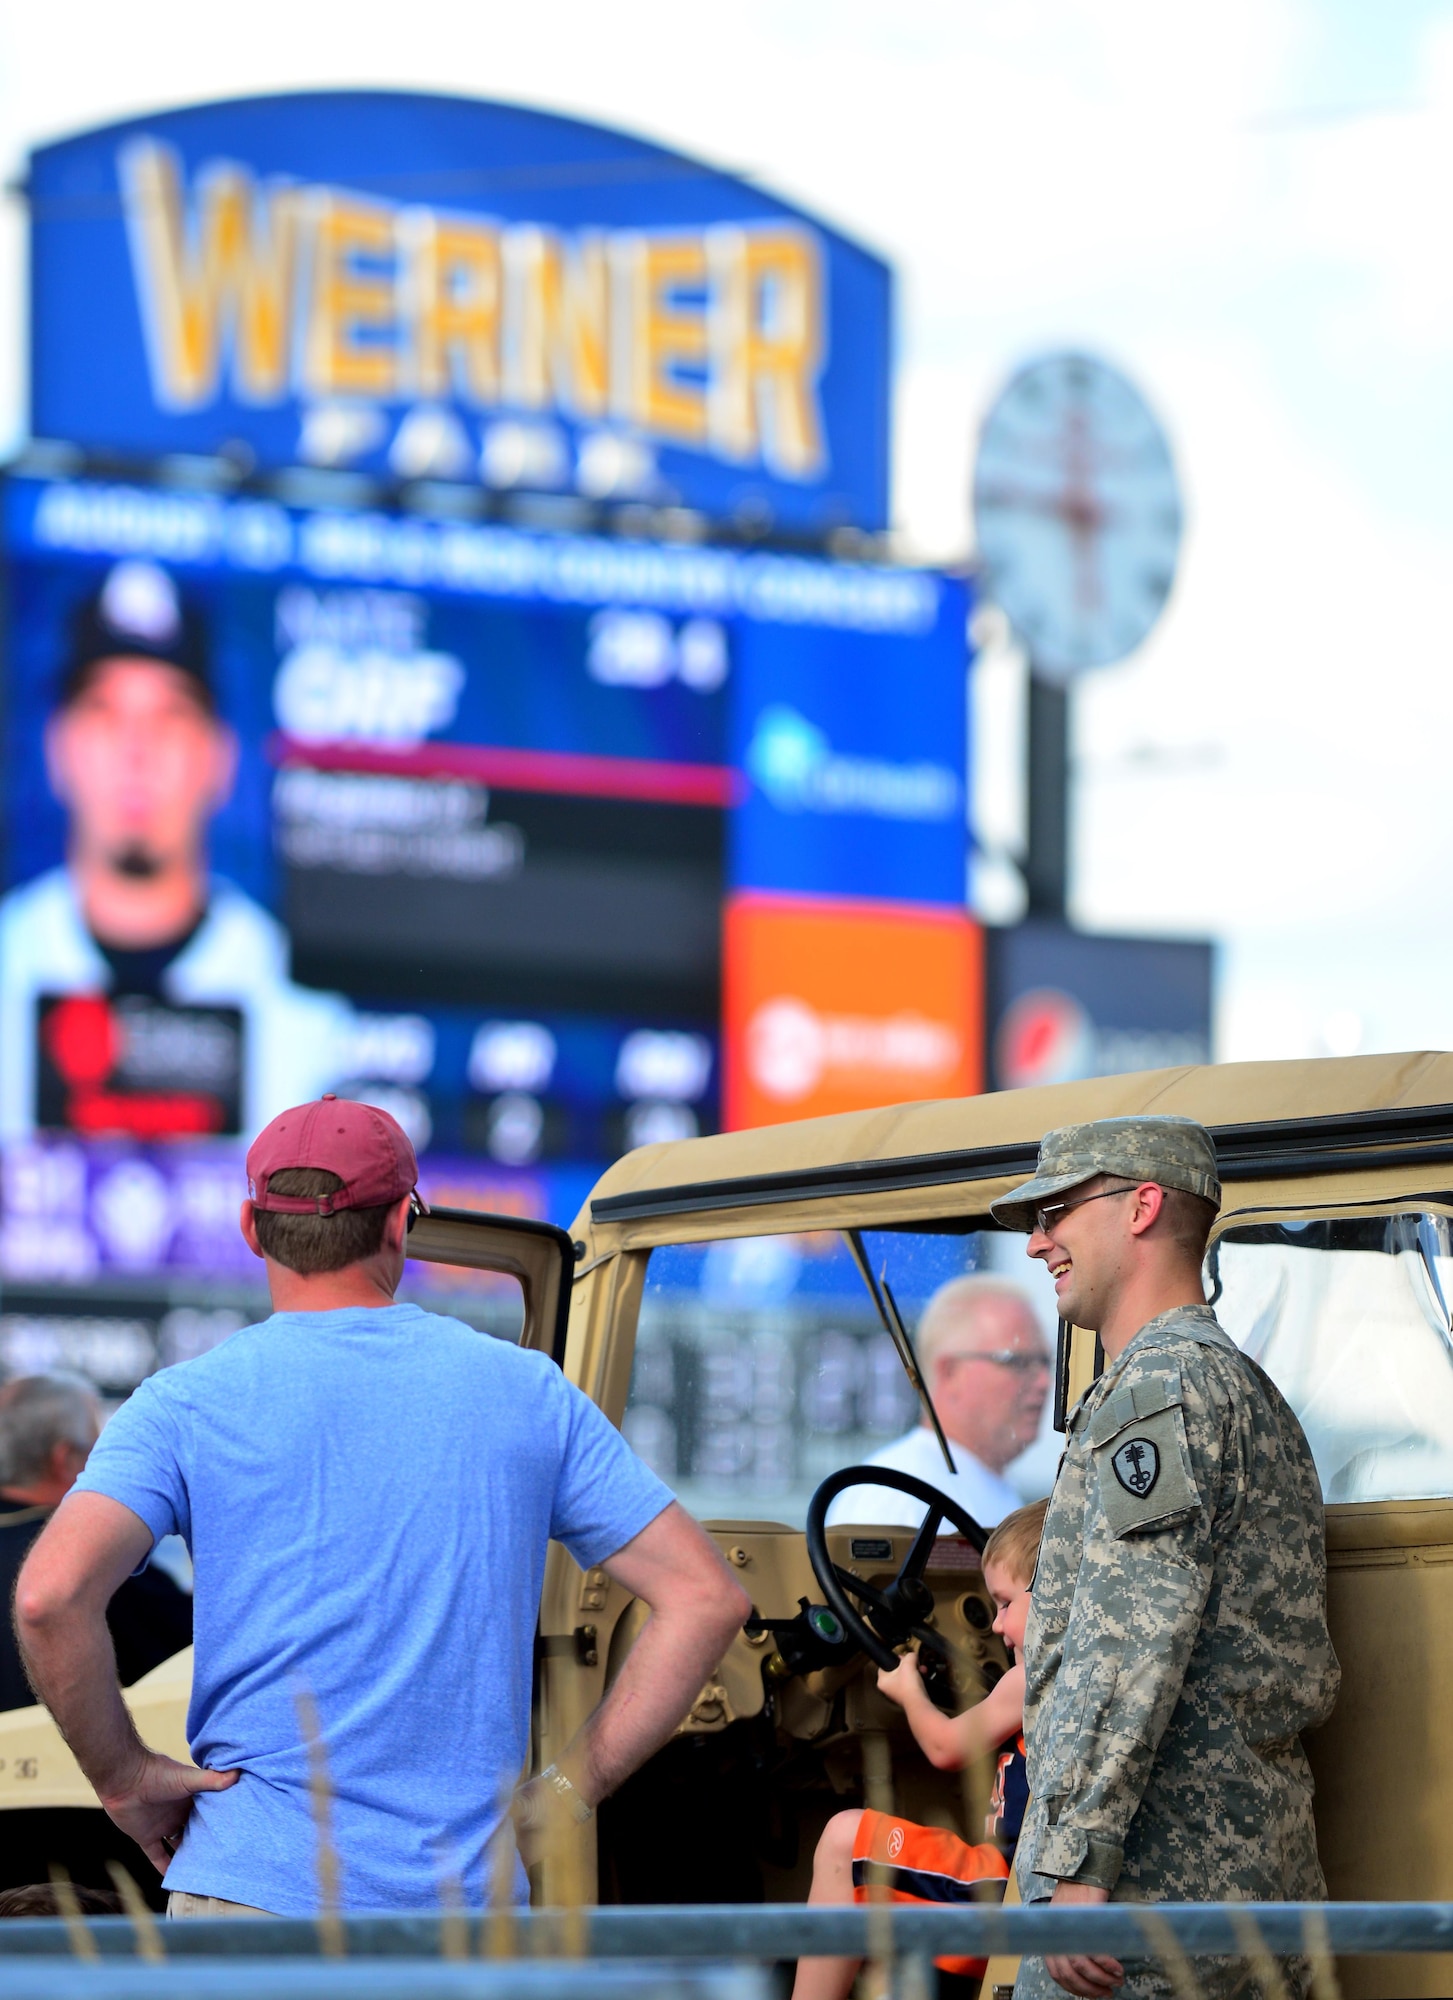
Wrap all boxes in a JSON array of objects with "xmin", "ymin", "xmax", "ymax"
[{"xmin": 825, "ymin": 1423, "xmax": 1022, "ymax": 1532}]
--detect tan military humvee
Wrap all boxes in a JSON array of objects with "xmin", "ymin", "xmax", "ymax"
[{"xmin": 5, "ymin": 1052, "xmax": 1453, "ymax": 1997}]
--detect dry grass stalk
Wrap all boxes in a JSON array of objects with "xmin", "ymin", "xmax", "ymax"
[
  {"xmin": 484, "ymin": 1803, "xmax": 518, "ymax": 1961},
  {"xmin": 937, "ymin": 1641, "xmax": 1012, "ymax": 1979},
  {"xmin": 556, "ymin": 1811, "xmax": 588, "ymax": 1962},
  {"xmin": 889, "ymin": 1952, "xmax": 933, "ymax": 2000},
  {"xmin": 294, "ymin": 1687, "xmax": 346, "ymax": 1958},
  {"xmin": 860, "ymin": 1730, "xmax": 896, "ymax": 2000},
  {"xmin": 105, "ymin": 1862, "xmax": 165, "ymax": 1963},
  {"xmin": 47, "ymin": 1866, "xmax": 100, "ymax": 1964},
  {"xmin": 561, "ymin": 1891, "xmax": 589, "ymax": 1961},
  {"xmin": 953, "ymin": 1647, "xmax": 997, "ymax": 1859},
  {"xmin": 433, "ymin": 1858, "xmax": 468, "ymax": 1963},
  {"xmin": 861, "ymin": 1728, "xmax": 895, "ymax": 1818},
  {"xmin": 1300, "ymin": 1907, "xmax": 1344, "ymax": 2000},
  {"xmin": 524, "ymin": 1765, "xmax": 588, "ymax": 1959},
  {"xmin": 1227, "ymin": 1906, "xmax": 1292, "ymax": 2000},
  {"xmin": 1137, "ymin": 1909, "xmax": 1207, "ymax": 2000}
]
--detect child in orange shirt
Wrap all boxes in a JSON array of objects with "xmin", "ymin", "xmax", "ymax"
[{"xmin": 791, "ymin": 1498, "xmax": 1048, "ymax": 2000}]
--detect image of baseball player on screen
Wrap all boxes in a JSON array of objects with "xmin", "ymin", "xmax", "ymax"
[{"xmin": 0, "ymin": 560, "xmax": 351, "ymax": 1139}]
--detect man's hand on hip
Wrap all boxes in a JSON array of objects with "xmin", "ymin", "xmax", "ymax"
[
  {"xmin": 510, "ymin": 1774, "xmax": 550, "ymax": 1875},
  {"xmin": 99, "ymin": 1750, "xmax": 240, "ymax": 1876},
  {"xmin": 510, "ymin": 1762, "xmax": 593, "ymax": 1874},
  {"xmin": 1043, "ymin": 1882, "xmax": 1124, "ymax": 1999},
  {"xmin": 16, "ymin": 1490, "xmax": 239, "ymax": 1875}
]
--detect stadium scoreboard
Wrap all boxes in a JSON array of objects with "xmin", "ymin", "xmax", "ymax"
[{"xmin": 0, "ymin": 92, "xmax": 977, "ymax": 1376}]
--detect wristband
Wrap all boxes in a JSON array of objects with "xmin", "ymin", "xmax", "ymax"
[{"xmin": 539, "ymin": 1763, "xmax": 594, "ymax": 1824}]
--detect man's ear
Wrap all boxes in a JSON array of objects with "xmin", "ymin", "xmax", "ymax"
[
  {"xmin": 239, "ymin": 1198, "xmax": 265, "ymax": 1261},
  {"xmin": 1126, "ymin": 1183, "xmax": 1166, "ymax": 1237},
  {"xmin": 48, "ymin": 1438, "xmax": 80, "ymax": 1487},
  {"xmin": 381, "ymin": 1194, "xmax": 412, "ymax": 1256}
]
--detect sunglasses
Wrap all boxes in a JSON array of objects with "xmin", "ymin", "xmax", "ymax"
[{"xmin": 1032, "ymin": 1185, "xmax": 1137, "ymax": 1236}]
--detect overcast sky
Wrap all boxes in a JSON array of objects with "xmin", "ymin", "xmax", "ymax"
[{"xmin": 2, "ymin": 0, "xmax": 1450, "ymax": 1066}]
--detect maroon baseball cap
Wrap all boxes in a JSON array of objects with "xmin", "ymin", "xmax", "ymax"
[{"xmin": 246, "ymin": 1095, "xmax": 419, "ymax": 1215}]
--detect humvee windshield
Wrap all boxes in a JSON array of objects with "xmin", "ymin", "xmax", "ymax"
[
  {"xmin": 624, "ymin": 1206, "xmax": 1453, "ymax": 1522},
  {"xmin": 624, "ymin": 1226, "xmax": 1047, "ymax": 1525},
  {"xmin": 1213, "ymin": 1210, "xmax": 1453, "ymax": 1504}
]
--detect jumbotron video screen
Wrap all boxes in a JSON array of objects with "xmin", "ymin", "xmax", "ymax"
[{"xmin": 0, "ymin": 475, "xmax": 969, "ymax": 1389}]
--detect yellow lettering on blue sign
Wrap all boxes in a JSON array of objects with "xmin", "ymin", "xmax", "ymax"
[
  {"xmin": 501, "ymin": 228, "xmax": 609, "ymax": 420},
  {"xmin": 708, "ymin": 227, "xmax": 824, "ymax": 477},
  {"xmin": 120, "ymin": 138, "xmax": 296, "ymax": 408},
  {"xmin": 407, "ymin": 211, "xmax": 502, "ymax": 404},
  {"xmin": 304, "ymin": 191, "xmax": 398, "ymax": 398},
  {"xmin": 118, "ymin": 139, "xmax": 829, "ymax": 480},
  {"xmin": 635, "ymin": 234, "xmax": 710, "ymax": 446}
]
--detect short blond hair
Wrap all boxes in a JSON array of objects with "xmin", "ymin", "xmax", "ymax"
[{"xmin": 981, "ymin": 1497, "xmax": 1049, "ymax": 1587}]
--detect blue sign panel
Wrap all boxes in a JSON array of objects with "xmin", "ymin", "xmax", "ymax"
[
  {"xmin": 28, "ymin": 93, "xmax": 891, "ymax": 534},
  {"xmin": 730, "ymin": 579, "xmax": 971, "ymax": 905}
]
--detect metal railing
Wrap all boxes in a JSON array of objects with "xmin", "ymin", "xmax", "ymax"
[
  {"xmin": 0, "ymin": 1902, "xmax": 1451, "ymax": 1984},
  {"xmin": 0, "ymin": 1966, "xmax": 764, "ymax": 2000}
]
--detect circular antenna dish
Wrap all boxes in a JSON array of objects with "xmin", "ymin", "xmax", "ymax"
[{"xmin": 973, "ymin": 352, "xmax": 1183, "ymax": 683}]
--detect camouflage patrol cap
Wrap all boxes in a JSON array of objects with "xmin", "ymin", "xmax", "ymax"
[{"xmin": 990, "ymin": 1114, "xmax": 1221, "ymax": 1232}]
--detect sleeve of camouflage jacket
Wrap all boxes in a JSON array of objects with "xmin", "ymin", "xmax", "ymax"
[{"xmin": 1032, "ymin": 1356, "xmax": 1229, "ymax": 1891}]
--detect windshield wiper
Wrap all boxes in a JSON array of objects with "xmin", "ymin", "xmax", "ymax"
[{"xmin": 842, "ymin": 1228, "xmax": 958, "ymax": 1476}]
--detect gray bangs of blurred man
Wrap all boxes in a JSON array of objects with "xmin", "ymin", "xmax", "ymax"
[{"xmin": 0, "ymin": 1374, "xmax": 101, "ymax": 1488}]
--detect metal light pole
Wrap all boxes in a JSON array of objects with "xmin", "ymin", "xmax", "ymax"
[{"xmin": 1025, "ymin": 675, "xmax": 1070, "ymax": 917}]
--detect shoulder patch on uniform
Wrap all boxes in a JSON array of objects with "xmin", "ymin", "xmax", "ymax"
[
  {"xmin": 1092, "ymin": 1401, "xmax": 1200, "ymax": 1536},
  {"xmin": 1110, "ymin": 1436, "xmax": 1160, "ymax": 1497}
]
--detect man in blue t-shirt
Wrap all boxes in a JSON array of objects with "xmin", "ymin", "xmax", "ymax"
[{"xmin": 14, "ymin": 1095, "xmax": 749, "ymax": 1916}]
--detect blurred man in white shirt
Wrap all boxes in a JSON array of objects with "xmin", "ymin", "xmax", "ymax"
[{"xmin": 828, "ymin": 1276, "xmax": 1051, "ymax": 1531}]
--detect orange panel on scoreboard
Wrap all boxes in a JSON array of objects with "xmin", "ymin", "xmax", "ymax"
[{"xmin": 723, "ymin": 892, "xmax": 983, "ymax": 1129}]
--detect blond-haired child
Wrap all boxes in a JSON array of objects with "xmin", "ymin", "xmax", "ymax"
[{"xmin": 792, "ymin": 1498, "xmax": 1048, "ymax": 2000}]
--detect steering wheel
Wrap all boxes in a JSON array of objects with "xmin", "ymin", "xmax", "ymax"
[{"xmin": 805, "ymin": 1465, "xmax": 989, "ymax": 1673}]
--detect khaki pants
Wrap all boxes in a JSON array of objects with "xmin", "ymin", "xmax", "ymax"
[{"xmin": 167, "ymin": 1892, "xmax": 275, "ymax": 1919}]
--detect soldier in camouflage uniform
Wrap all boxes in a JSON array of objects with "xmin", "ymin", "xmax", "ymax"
[{"xmin": 990, "ymin": 1116, "xmax": 1340, "ymax": 2000}]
